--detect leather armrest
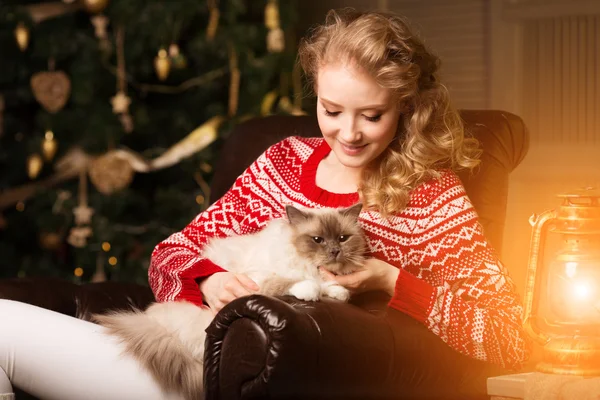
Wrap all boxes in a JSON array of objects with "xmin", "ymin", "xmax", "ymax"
[{"xmin": 204, "ymin": 293, "xmax": 503, "ymax": 400}]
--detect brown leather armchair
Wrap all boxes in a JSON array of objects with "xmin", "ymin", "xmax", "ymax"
[{"xmin": 0, "ymin": 110, "xmax": 529, "ymax": 400}]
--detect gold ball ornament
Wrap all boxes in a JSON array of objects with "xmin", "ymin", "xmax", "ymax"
[
  {"xmin": 88, "ymin": 151, "xmax": 135, "ymax": 195},
  {"xmin": 42, "ymin": 130, "xmax": 58, "ymax": 161},
  {"xmin": 30, "ymin": 71, "xmax": 71, "ymax": 114},
  {"xmin": 27, "ymin": 154, "xmax": 43, "ymax": 179},
  {"xmin": 82, "ymin": 0, "xmax": 109, "ymax": 14},
  {"xmin": 14, "ymin": 22, "xmax": 30, "ymax": 52},
  {"xmin": 154, "ymin": 49, "xmax": 171, "ymax": 81}
]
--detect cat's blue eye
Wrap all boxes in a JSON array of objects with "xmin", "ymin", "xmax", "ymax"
[
  {"xmin": 312, "ymin": 236, "xmax": 324, "ymax": 244},
  {"xmin": 338, "ymin": 235, "xmax": 350, "ymax": 242}
]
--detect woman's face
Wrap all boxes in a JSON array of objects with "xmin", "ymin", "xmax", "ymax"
[{"xmin": 316, "ymin": 62, "xmax": 401, "ymax": 171}]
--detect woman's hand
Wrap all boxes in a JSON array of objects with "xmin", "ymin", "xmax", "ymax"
[
  {"xmin": 320, "ymin": 258, "xmax": 399, "ymax": 296},
  {"xmin": 199, "ymin": 272, "xmax": 259, "ymax": 314}
]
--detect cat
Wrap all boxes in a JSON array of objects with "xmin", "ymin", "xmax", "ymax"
[{"xmin": 95, "ymin": 203, "xmax": 366, "ymax": 400}]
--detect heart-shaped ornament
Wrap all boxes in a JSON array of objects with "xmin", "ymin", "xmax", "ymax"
[{"xmin": 30, "ymin": 71, "xmax": 71, "ymax": 113}]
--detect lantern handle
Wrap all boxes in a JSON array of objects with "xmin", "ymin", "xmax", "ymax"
[{"xmin": 522, "ymin": 209, "xmax": 556, "ymax": 345}]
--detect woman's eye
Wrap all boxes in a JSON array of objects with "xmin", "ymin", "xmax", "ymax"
[
  {"xmin": 312, "ymin": 236, "xmax": 324, "ymax": 244},
  {"xmin": 338, "ymin": 235, "xmax": 350, "ymax": 242},
  {"xmin": 324, "ymin": 110, "xmax": 340, "ymax": 117},
  {"xmin": 365, "ymin": 114, "xmax": 382, "ymax": 122}
]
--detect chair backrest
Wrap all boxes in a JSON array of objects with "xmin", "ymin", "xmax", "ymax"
[{"xmin": 210, "ymin": 110, "xmax": 529, "ymax": 255}]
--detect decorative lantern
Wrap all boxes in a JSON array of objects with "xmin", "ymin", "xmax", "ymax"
[{"xmin": 524, "ymin": 188, "xmax": 600, "ymax": 375}]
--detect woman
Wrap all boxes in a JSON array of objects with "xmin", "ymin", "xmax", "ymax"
[
  {"xmin": 151, "ymin": 8, "xmax": 530, "ymax": 370},
  {"xmin": 0, "ymin": 8, "xmax": 529, "ymax": 400}
]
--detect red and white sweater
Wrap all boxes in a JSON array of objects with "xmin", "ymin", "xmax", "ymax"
[{"xmin": 149, "ymin": 136, "xmax": 530, "ymax": 369}]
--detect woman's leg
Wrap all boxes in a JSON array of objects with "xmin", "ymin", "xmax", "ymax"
[{"xmin": 0, "ymin": 299, "xmax": 183, "ymax": 400}]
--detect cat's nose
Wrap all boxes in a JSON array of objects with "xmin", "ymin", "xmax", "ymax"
[{"xmin": 329, "ymin": 249, "xmax": 340, "ymax": 258}]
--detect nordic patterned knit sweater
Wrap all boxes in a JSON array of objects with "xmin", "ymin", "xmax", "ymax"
[{"xmin": 148, "ymin": 136, "xmax": 530, "ymax": 370}]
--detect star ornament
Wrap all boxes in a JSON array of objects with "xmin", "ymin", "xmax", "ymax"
[
  {"xmin": 110, "ymin": 91, "xmax": 131, "ymax": 114},
  {"xmin": 73, "ymin": 205, "xmax": 95, "ymax": 225}
]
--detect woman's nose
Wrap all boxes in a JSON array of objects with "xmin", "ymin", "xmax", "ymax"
[{"xmin": 339, "ymin": 116, "xmax": 361, "ymax": 143}]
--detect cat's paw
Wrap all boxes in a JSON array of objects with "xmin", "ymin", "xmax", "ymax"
[
  {"xmin": 288, "ymin": 280, "xmax": 321, "ymax": 301},
  {"xmin": 322, "ymin": 284, "xmax": 351, "ymax": 302}
]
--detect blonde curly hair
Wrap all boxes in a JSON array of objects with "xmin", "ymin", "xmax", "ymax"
[{"xmin": 298, "ymin": 9, "xmax": 481, "ymax": 215}]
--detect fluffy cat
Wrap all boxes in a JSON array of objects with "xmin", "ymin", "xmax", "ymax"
[{"xmin": 95, "ymin": 203, "xmax": 366, "ymax": 400}]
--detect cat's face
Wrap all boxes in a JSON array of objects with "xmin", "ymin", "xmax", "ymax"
[{"xmin": 285, "ymin": 203, "xmax": 366, "ymax": 275}]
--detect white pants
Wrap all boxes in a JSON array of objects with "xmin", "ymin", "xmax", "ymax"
[{"xmin": 0, "ymin": 300, "xmax": 183, "ymax": 400}]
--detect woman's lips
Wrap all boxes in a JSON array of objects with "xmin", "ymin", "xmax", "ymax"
[{"xmin": 339, "ymin": 142, "xmax": 367, "ymax": 156}]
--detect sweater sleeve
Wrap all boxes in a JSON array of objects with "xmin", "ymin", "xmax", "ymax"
[
  {"xmin": 388, "ymin": 173, "xmax": 531, "ymax": 370},
  {"xmin": 148, "ymin": 149, "xmax": 275, "ymax": 306}
]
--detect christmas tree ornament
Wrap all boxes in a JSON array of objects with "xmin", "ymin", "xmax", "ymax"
[
  {"xmin": 91, "ymin": 14, "xmax": 111, "ymax": 53},
  {"xmin": 88, "ymin": 151, "xmax": 135, "ymax": 195},
  {"xmin": 206, "ymin": 0, "xmax": 220, "ymax": 41},
  {"xmin": 91, "ymin": 14, "xmax": 109, "ymax": 39},
  {"xmin": 30, "ymin": 69, "xmax": 71, "ymax": 113},
  {"xmin": 82, "ymin": 0, "xmax": 109, "ymax": 14},
  {"xmin": 39, "ymin": 231, "xmax": 62, "ymax": 250},
  {"xmin": 73, "ymin": 204, "xmax": 94, "ymax": 225},
  {"xmin": 74, "ymin": 169, "xmax": 94, "ymax": 225},
  {"xmin": 261, "ymin": 90, "xmax": 278, "ymax": 115},
  {"xmin": 112, "ymin": 26, "xmax": 134, "ymax": 132},
  {"xmin": 14, "ymin": 22, "xmax": 30, "ymax": 52},
  {"xmin": 42, "ymin": 130, "xmax": 58, "ymax": 161},
  {"xmin": 264, "ymin": 1, "xmax": 279, "ymax": 30},
  {"xmin": 110, "ymin": 91, "xmax": 131, "ymax": 114},
  {"xmin": 264, "ymin": 0, "xmax": 284, "ymax": 53},
  {"xmin": 27, "ymin": 154, "xmax": 43, "ymax": 179},
  {"xmin": 154, "ymin": 48, "xmax": 171, "ymax": 81},
  {"xmin": 68, "ymin": 169, "xmax": 94, "ymax": 248},
  {"xmin": 168, "ymin": 43, "xmax": 187, "ymax": 69},
  {"xmin": 67, "ymin": 226, "xmax": 92, "ymax": 248},
  {"xmin": 267, "ymin": 28, "xmax": 285, "ymax": 53}
]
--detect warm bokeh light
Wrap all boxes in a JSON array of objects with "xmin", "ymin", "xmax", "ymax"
[
  {"xmin": 108, "ymin": 256, "xmax": 117, "ymax": 266},
  {"xmin": 572, "ymin": 280, "xmax": 593, "ymax": 301},
  {"xmin": 102, "ymin": 242, "xmax": 111, "ymax": 252},
  {"xmin": 74, "ymin": 267, "xmax": 83, "ymax": 277}
]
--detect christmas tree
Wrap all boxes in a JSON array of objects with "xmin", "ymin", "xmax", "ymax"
[{"xmin": 0, "ymin": 0, "xmax": 300, "ymax": 284}]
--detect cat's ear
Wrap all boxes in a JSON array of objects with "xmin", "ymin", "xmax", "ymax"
[
  {"xmin": 341, "ymin": 203, "xmax": 363, "ymax": 220},
  {"xmin": 285, "ymin": 205, "xmax": 310, "ymax": 225}
]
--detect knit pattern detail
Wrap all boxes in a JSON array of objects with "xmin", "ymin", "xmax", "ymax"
[{"xmin": 148, "ymin": 136, "xmax": 530, "ymax": 369}]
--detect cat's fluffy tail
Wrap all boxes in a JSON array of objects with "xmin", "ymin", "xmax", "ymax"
[{"xmin": 94, "ymin": 301, "xmax": 212, "ymax": 400}]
